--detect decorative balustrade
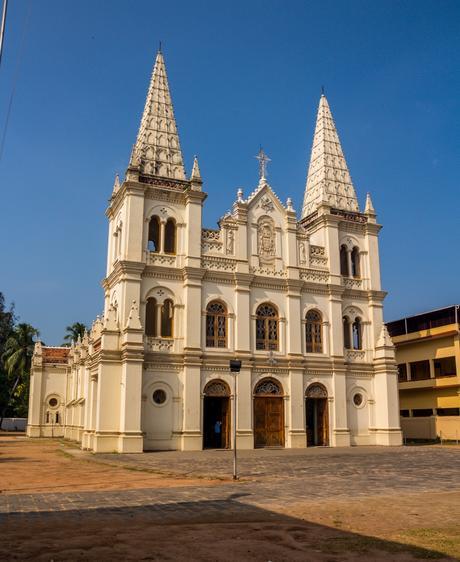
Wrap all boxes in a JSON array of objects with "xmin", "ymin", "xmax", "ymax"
[
  {"xmin": 250, "ymin": 266, "xmax": 287, "ymax": 278},
  {"xmin": 145, "ymin": 337, "xmax": 176, "ymax": 352},
  {"xmin": 201, "ymin": 255, "xmax": 236, "ymax": 272},
  {"xmin": 309, "ymin": 245, "xmax": 328, "ymax": 268},
  {"xmin": 342, "ymin": 277, "xmax": 363, "ymax": 289},
  {"xmin": 147, "ymin": 253, "xmax": 177, "ymax": 267},
  {"xmin": 345, "ymin": 349, "xmax": 366, "ymax": 363},
  {"xmin": 299, "ymin": 268, "xmax": 329, "ymax": 283}
]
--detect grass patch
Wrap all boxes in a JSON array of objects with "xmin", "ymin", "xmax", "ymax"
[
  {"xmin": 319, "ymin": 534, "xmax": 445, "ymax": 559},
  {"xmin": 394, "ymin": 526, "xmax": 460, "ymax": 560}
]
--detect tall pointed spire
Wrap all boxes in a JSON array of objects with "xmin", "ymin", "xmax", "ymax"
[
  {"xmin": 131, "ymin": 50, "xmax": 186, "ymax": 180},
  {"xmin": 301, "ymin": 94, "xmax": 359, "ymax": 218}
]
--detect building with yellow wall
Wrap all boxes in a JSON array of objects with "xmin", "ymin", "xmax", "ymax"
[{"xmin": 387, "ymin": 305, "xmax": 459, "ymax": 441}]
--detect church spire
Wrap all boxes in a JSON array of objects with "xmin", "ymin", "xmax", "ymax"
[
  {"xmin": 301, "ymin": 94, "xmax": 359, "ymax": 218},
  {"xmin": 131, "ymin": 49, "xmax": 186, "ymax": 180}
]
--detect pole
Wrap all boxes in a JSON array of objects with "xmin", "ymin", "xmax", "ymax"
[
  {"xmin": 0, "ymin": 0, "xmax": 8, "ymax": 68},
  {"xmin": 233, "ymin": 371, "xmax": 237, "ymax": 480}
]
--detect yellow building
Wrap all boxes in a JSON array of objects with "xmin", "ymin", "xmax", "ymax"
[{"xmin": 387, "ymin": 305, "xmax": 460, "ymax": 441}]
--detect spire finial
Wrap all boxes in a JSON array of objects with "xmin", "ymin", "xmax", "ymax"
[
  {"xmin": 255, "ymin": 146, "xmax": 271, "ymax": 180},
  {"xmin": 158, "ymin": 40, "xmax": 162, "ymax": 53},
  {"xmin": 301, "ymin": 95, "xmax": 359, "ymax": 218},
  {"xmin": 131, "ymin": 48, "xmax": 185, "ymax": 180},
  {"xmin": 321, "ymin": 85, "xmax": 325, "ymax": 96}
]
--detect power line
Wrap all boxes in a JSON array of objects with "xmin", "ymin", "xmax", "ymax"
[
  {"xmin": 0, "ymin": 0, "xmax": 32, "ymax": 163},
  {"xmin": 0, "ymin": 0, "xmax": 8, "ymax": 68}
]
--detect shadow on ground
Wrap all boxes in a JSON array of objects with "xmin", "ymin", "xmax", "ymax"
[{"xmin": 0, "ymin": 493, "xmax": 455, "ymax": 561}]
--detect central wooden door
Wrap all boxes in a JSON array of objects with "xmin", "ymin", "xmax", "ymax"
[
  {"xmin": 306, "ymin": 398, "xmax": 329, "ymax": 446},
  {"xmin": 254, "ymin": 397, "xmax": 284, "ymax": 448}
]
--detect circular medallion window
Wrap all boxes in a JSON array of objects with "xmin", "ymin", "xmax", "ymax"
[
  {"xmin": 152, "ymin": 389, "xmax": 167, "ymax": 405},
  {"xmin": 48, "ymin": 397, "xmax": 58, "ymax": 408},
  {"xmin": 353, "ymin": 393, "xmax": 363, "ymax": 407}
]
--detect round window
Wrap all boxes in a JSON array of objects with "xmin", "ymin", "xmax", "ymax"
[
  {"xmin": 353, "ymin": 393, "xmax": 363, "ymax": 407},
  {"xmin": 49, "ymin": 398, "xmax": 58, "ymax": 408},
  {"xmin": 152, "ymin": 389, "xmax": 167, "ymax": 405}
]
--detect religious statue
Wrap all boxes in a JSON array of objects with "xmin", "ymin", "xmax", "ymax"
[
  {"xmin": 258, "ymin": 218, "xmax": 275, "ymax": 265},
  {"xmin": 300, "ymin": 242, "xmax": 306, "ymax": 264},
  {"xmin": 226, "ymin": 230, "xmax": 235, "ymax": 255}
]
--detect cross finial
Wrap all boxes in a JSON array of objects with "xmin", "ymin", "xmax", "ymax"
[{"xmin": 255, "ymin": 146, "xmax": 271, "ymax": 180}]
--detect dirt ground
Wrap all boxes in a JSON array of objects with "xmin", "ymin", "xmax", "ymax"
[
  {"xmin": 0, "ymin": 435, "xmax": 218, "ymax": 494},
  {"xmin": 1, "ymin": 435, "xmax": 459, "ymax": 561}
]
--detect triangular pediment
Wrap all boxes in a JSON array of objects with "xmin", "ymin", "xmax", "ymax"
[{"xmin": 246, "ymin": 180, "xmax": 287, "ymax": 217}]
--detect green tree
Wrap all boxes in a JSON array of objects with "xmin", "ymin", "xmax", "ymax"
[
  {"xmin": 63, "ymin": 322, "xmax": 88, "ymax": 345},
  {"xmin": 1, "ymin": 322, "xmax": 39, "ymax": 424},
  {"xmin": 0, "ymin": 293, "xmax": 16, "ymax": 426}
]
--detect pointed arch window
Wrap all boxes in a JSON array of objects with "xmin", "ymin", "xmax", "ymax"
[
  {"xmin": 145, "ymin": 297, "xmax": 157, "ymax": 337},
  {"xmin": 148, "ymin": 216, "xmax": 161, "ymax": 253},
  {"xmin": 161, "ymin": 299, "xmax": 174, "ymax": 338},
  {"xmin": 256, "ymin": 303, "xmax": 279, "ymax": 351},
  {"xmin": 351, "ymin": 247, "xmax": 360, "ymax": 278},
  {"xmin": 206, "ymin": 301, "xmax": 227, "ymax": 348},
  {"xmin": 343, "ymin": 316, "xmax": 351, "ymax": 349},
  {"xmin": 305, "ymin": 310, "xmax": 323, "ymax": 353},
  {"xmin": 352, "ymin": 317, "xmax": 362, "ymax": 350},
  {"xmin": 164, "ymin": 218, "xmax": 176, "ymax": 254},
  {"xmin": 340, "ymin": 245, "xmax": 349, "ymax": 276}
]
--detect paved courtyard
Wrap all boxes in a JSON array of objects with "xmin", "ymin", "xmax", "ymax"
[{"xmin": 1, "ymin": 436, "xmax": 460, "ymax": 560}]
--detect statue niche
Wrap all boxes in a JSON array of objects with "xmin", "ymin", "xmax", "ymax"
[{"xmin": 257, "ymin": 217, "xmax": 275, "ymax": 267}]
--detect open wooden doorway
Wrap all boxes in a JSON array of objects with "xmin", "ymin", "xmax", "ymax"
[
  {"xmin": 253, "ymin": 378, "xmax": 285, "ymax": 448},
  {"xmin": 305, "ymin": 383, "xmax": 329, "ymax": 446},
  {"xmin": 203, "ymin": 380, "xmax": 230, "ymax": 449}
]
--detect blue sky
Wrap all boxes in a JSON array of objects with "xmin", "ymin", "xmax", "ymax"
[{"xmin": 0, "ymin": 0, "xmax": 458, "ymax": 345}]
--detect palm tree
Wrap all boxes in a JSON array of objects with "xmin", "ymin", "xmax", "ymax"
[
  {"xmin": 1, "ymin": 323, "xmax": 39, "ymax": 427},
  {"xmin": 63, "ymin": 322, "xmax": 88, "ymax": 345}
]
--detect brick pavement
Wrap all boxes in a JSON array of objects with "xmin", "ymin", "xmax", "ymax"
[{"xmin": 1, "ymin": 446, "xmax": 459, "ymax": 517}]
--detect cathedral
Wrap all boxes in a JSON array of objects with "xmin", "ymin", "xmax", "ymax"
[{"xmin": 26, "ymin": 50, "xmax": 402, "ymax": 452}]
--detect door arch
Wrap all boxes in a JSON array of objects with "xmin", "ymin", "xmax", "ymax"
[
  {"xmin": 253, "ymin": 378, "xmax": 285, "ymax": 448},
  {"xmin": 203, "ymin": 380, "xmax": 230, "ymax": 449},
  {"xmin": 305, "ymin": 383, "xmax": 329, "ymax": 446}
]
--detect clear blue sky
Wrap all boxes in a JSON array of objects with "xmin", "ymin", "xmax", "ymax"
[{"xmin": 0, "ymin": 0, "xmax": 458, "ymax": 345}]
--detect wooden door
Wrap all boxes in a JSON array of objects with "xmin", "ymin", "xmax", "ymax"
[
  {"xmin": 317, "ymin": 398, "xmax": 329, "ymax": 446},
  {"xmin": 254, "ymin": 397, "xmax": 284, "ymax": 447},
  {"xmin": 221, "ymin": 397, "xmax": 230, "ymax": 449}
]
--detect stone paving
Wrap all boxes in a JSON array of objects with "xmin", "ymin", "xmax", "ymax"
[{"xmin": 1, "ymin": 445, "xmax": 459, "ymax": 518}]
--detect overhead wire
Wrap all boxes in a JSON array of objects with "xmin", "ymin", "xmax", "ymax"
[{"xmin": 0, "ymin": 0, "xmax": 32, "ymax": 163}]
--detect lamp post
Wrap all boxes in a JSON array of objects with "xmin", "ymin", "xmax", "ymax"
[{"xmin": 229, "ymin": 359, "xmax": 242, "ymax": 480}]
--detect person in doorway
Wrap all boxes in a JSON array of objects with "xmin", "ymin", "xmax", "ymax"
[{"xmin": 214, "ymin": 420, "xmax": 222, "ymax": 448}]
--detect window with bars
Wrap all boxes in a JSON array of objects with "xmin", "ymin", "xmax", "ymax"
[
  {"xmin": 256, "ymin": 303, "xmax": 279, "ymax": 351},
  {"xmin": 305, "ymin": 310, "xmax": 323, "ymax": 353},
  {"xmin": 206, "ymin": 301, "xmax": 227, "ymax": 348}
]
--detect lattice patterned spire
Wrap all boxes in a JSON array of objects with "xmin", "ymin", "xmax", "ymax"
[
  {"xmin": 301, "ymin": 94, "xmax": 359, "ymax": 218},
  {"xmin": 131, "ymin": 50, "xmax": 185, "ymax": 180}
]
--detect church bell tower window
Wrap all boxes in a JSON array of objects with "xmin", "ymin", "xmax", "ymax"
[{"xmin": 148, "ymin": 216, "xmax": 161, "ymax": 253}]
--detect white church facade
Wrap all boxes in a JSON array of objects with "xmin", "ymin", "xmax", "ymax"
[{"xmin": 26, "ymin": 50, "xmax": 402, "ymax": 453}]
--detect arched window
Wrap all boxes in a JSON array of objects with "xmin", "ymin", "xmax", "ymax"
[
  {"xmin": 55, "ymin": 412, "xmax": 60, "ymax": 424},
  {"xmin": 206, "ymin": 301, "xmax": 227, "ymax": 348},
  {"xmin": 164, "ymin": 218, "xmax": 176, "ymax": 254},
  {"xmin": 148, "ymin": 216, "xmax": 161, "ymax": 252},
  {"xmin": 305, "ymin": 310, "xmax": 323, "ymax": 353},
  {"xmin": 161, "ymin": 299, "xmax": 174, "ymax": 337},
  {"xmin": 256, "ymin": 303, "xmax": 279, "ymax": 351},
  {"xmin": 343, "ymin": 316, "xmax": 351, "ymax": 349},
  {"xmin": 45, "ymin": 411, "xmax": 50, "ymax": 424},
  {"xmin": 352, "ymin": 317, "xmax": 362, "ymax": 350},
  {"xmin": 145, "ymin": 297, "xmax": 157, "ymax": 337},
  {"xmin": 351, "ymin": 247, "xmax": 360, "ymax": 278},
  {"xmin": 340, "ymin": 245, "xmax": 349, "ymax": 276},
  {"xmin": 254, "ymin": 378, "xmax": 283, "ymax": 395}
]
